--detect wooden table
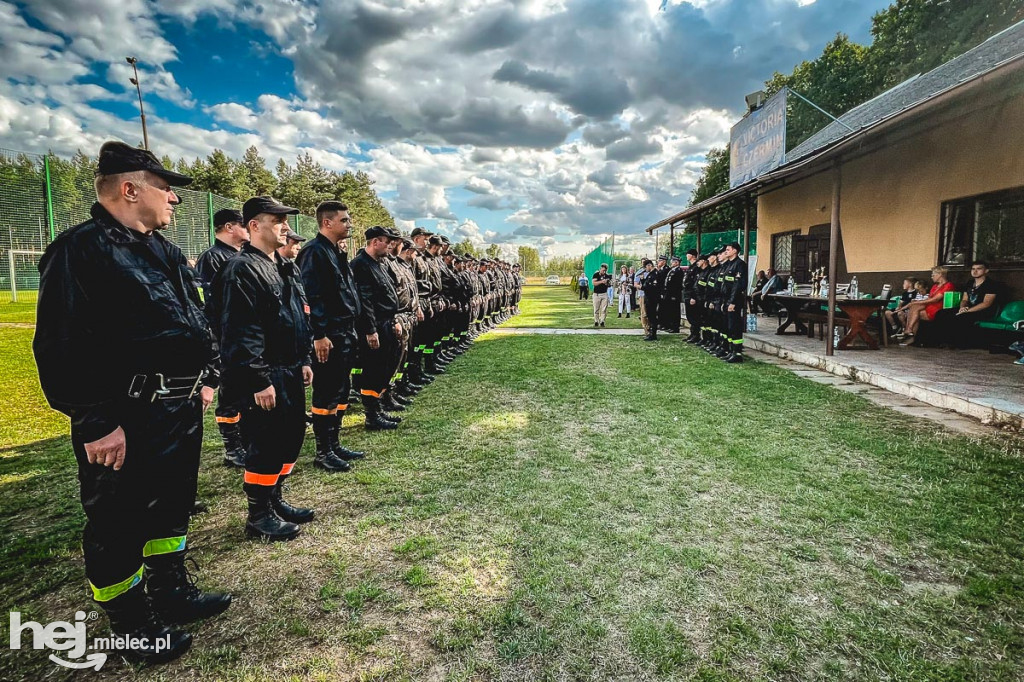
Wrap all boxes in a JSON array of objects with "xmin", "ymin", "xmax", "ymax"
[
  {"xmin": 834, "ymin": 298, "xmax": 890, "ymax": 349},
  {"xmin": 766, "ymin": 293, "xmax": 814, "ymax": 335},
  {"xmin": 767, "ymin": 294, "xmax": 890, "ymax": 349}
]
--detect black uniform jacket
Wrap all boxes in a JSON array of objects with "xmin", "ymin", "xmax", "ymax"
[
  {"xmin": 195, "ymin": 239, "xmax": 239, "ymax": 288},
  {"xmin": 214, "ymin": 244, "xmax": 312, "ymax": 398},
  {"xmin": 350, "ymin": 248, "xmax": 400, "ymax": 333},
  {"xmin": 641, "ymin": 269, "xmax": 661, "ymax": 299},
  {"xmin": 663, "ymin": 266, "xmax": 684, "ymax": 301},
  {"xmin": 295, "ymin": 233, "xmax": 362, "ymax": 340},
  {"xmin": 34, "ymin": 203, "xmax": 216, "ymax": 443}
]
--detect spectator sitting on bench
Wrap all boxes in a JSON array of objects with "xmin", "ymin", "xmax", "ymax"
[
  {"xmin": 748, "ymin": 270, "xmax": 768, "ymax": 313},
  {"xmin": 749, "ymin": 269, "xmax": 784, "ymax": 315},
  {"xmin": 927, "ymin": 261, "xmax": 1002, "ymax": 349},
  {"xmin": 900, "ymin": 266, "xmax": 955, "ymax": 346},
  {"xmin": 888, "ymin": 277, "xmax": 920, "ymax": 338}
]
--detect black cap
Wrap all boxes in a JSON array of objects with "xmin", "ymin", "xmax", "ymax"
[
  {"xmin": 428, "ymin": 235, "xmax": 443, "ymax": 246},
  {"xmin": 671, "ymin": 255, "xmax": 681, "ymax": 263},
  {"xmin": 726, "ymin": 241, "xmax": 741, "ymax": 251},
  {"xmin": 284, "ymin": 229, "xmax": 306, "ymax": 242},
  {"xmin": 97, "ymin": 140, "xmax": 193, "ymax": 186},
  {"xmin": 685, "ymin": 248, "xmax": 698, "ymax": 257},
  {"xmin": 365, "ymin": 225, "xmax": 401, "ymax": 240},
  {"xmin": 642, "ymin": 258, "xmax": 653, "ymax": 266},
  {"xmin": 439, "ymin": 235, "xmax": 451, "ymax": 244},
  {"xmin": 242, "ymin": 196, "xmax": 299, "ymax": 225},
  {"xmin": 657, "ymin": 254, "xmax": 668, "ymax": 261},
  {"xmin": 410, "ymin": 227, "xmax": 433, "ymax": 237},
  {"xmin": 697, "ymin": 253, "xmax": 709, "ymax": 262},
  {"xmin": 401, "ymin": 238, "xmax": 414, "ymax": 249},
  {"xmin": 213, "ymin": 208, "xmax": 243, "ymax": 227}
]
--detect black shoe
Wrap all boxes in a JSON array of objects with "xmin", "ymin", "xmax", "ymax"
[
  {"xmin": 392, "ymin": 391, "xmax": 413, "ymax": 405},
  {"xmin": 146, "ymin": 554, "xmax": 232, "ymax": 625},
  {"xmin": 381, "ymin": 410, "xmax": 403, "ymax": 423},
  {"xmin": 335, "ymin": 446, "xmax": 366, "ymax": 461},
  {"xmin": 643, "ymin": 335, "xmax": 658, "ymax": 341},
  {"xmin": 218, "ymin": 420, "xmax": 248, "ymax": 468},
  {"xmin": 381, "ymin": 394, "xmax": 406, "ymax": 413},
  {"xmin": 102, "ymin": 587, "xmax": 192, "ymax": 665},
  {"xmin": 272, "ymin": 479, "xmax": 315, "ymax": 524},
  {"xmin": 244, "ymin": 485, "xmax": 301, "ymax": 541},
  {"xmin": 314, "ymin": 451, "xmax": 352, "ymax": 472},
  {"xmin": 348, "ymin": 390, "xmax": 362, "ymax": 404},
  {"xmin": 725, "ymin": 353, "xmax": 744, "ymax": 364},
  {"xmin": 364, "ymin": 397, "xmax": 399, "ymax": 431},
  {"xmin": 626, "ymin": 314, "xmax": 630, "ymax": 318},
  {"xmin": 618, "ymin": 313, "xmax": 622, "ymax": 318},
  {"xmin": 190, "ymin": 501, "xmax": 208, "ymax": 515}
]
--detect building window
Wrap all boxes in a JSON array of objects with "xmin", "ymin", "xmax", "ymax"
[
  {"xmin": 772, "ymin": 230, "xmax": 798, "ymax": 273},
  {"xmin": 940, "ymin": 186, "xmax": 1024, "ymax": 267}
]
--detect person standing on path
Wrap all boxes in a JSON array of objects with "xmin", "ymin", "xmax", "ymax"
[
  {"xmin": 591, "ymin": 263, "xmax": 612, "ymax": 327},
  {"xmin": 577, "ymin": 272, "xmax": 590, "ymax": 300},
  {"xmin": 617, "ymin": 265, "xmax": 632, "ymax": 318}
]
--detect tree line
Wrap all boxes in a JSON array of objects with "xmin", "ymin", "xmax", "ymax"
[{"xmin": 686, "ymin": 0, "xmax": 1024, "ymax": 234}]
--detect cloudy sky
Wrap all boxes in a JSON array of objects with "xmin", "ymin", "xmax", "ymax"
[{"xmin": 0, "ymin": 0, "xmax": 890, "ymax": 257}]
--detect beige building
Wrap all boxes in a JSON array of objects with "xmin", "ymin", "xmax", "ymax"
[{"xmin": 650, "ymin": 20, "xmax": 1024, "ymax": 298}]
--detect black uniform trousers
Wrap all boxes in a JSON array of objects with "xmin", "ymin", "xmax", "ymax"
[
  {"xmin": 660, "ymin": 297, "xmax": 681, "ymax": 332},
  {"xmin": 725, "ymin": 304, "xmax": 745, "ymax": 353},
  {"xmin": 359, "ymin": 319, "xmax": 401, "ymax": 398},
  {"xmin": 684, "ymin": 298, "xmax": 701, "ymax": 336},
  {"xmin": 240, "ymin": 365, "xmax": 307, "ymax": 485},
  {"xmin": 311, "ymin": 327, "xmax": 358, "ymax": 417},
  {"xmin": 76, "ymin": 396, "xmax": 201, "ymax": 601}
]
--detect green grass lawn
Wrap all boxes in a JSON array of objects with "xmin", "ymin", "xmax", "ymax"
[
  {"xmin": 0, "ymin": 291, "xmax": 38, "ymax": 325},
  {"xmin": 2, "ymin": 290, "xmax": 1024, "ymax": 680},
  {"xmin": 515, "ymin": 285, "xmax": 644, "ymax": 329}
]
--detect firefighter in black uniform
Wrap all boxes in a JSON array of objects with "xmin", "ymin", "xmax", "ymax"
[
  {"xmin": 351, "ymin": 226, "xmax": 405, "ymax": 430},
  {"xmin": 660, "ymin": 255, "xmax": 684, "ymax": 333},
  {"xmin": 215, "ymin": 196, "xmax": 315, "ymax": 542},
  {"xmin": 720, "ymin": 241, "xmax": 748, "ymax": 363},
  {"xmin": 684, "ymin": 251, "xmax": 705, "ymax": 344},
  {"xmin": 702, "ymin": 250, "xmax": 727, "ymax": 356},
  {"xmin": 195, "ymin": 208, "xmax": 250, "ymax": 468},
  {"xmin": 34, "ymin": 142, "xmax": 230, "ymax": 663},
  {"xmin": 641, "ymin": 258, "xmax": 662, "ymax": 340},
  {"xmin": 381, "ymin": 237, "xmax": 419, "ymax": 414},
  {"xmin": 295, "ymin": 200, "xmax": 365, "ymax": 474}
]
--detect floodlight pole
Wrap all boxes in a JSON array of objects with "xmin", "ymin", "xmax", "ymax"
[{"xmin": 126, "ymin": 57, "xmax": 149, "ymax": 150}]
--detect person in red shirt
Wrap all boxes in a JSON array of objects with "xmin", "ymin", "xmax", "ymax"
[{"xmin": 900, "ymin": 266, "xmax": 954, "ymax": 346}]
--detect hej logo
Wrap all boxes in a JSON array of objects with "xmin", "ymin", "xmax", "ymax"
[{"xmin": 9, "ymin": 611, "xmax": 107, "ymax": 670}]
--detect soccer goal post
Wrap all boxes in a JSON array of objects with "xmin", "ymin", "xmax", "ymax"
[{"xmin": 8, "ymin": 249, "xmax": 45, "ymax": 303}]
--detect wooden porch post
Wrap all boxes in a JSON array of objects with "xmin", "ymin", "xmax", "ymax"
[
  {"xmin": 669, "ymin": 222, "xmax": 675, "ymax": 258},
  {"xmin": 742, "ymin": 195, "xmax": 751, "ymax": 261},
  {"xmin": 826, "ymin": 161, "xmax": 841, "ymax": 357},
  {"xmin": 695, "ymin": 214, "xmax": 702, "ymax": 254}
]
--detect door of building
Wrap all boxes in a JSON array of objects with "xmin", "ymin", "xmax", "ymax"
[{"xmin": 792, "ymin": 235, "xmax": 830, "ymax": 284}]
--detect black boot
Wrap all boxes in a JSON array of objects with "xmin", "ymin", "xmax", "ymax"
[
  {"xmin": 218, "ymin": 420, "xmax": 247, "ymax": 468},
  {"xmin": 330, "ymin": 413, "xmax": 365, "ymax": 461},
  {"xmin": 244, "ymin": 483, "xmax": 301, "ymax": 541},
  {"xmin": 272, "ymin": 475, "xmax": 315, "ymax": 524},
  {"xmin": 146, "ymin": 553, "xmax": 232, "ymax": 625},
  {"xmin": 312, "ymin": 415, "xmax": 351, "ymax": 472},
  {"xmin": 101, "ymin": 585, "xmax": 192, "ymax": 664},
  {"xmin": 364, "ymin": 397, "xmax": 399, "ymax": 431},
  {"xmin": 190, "ymin": 501, "xmax": 208, "ymax": 515},
  {"xmin": 381, "ymin": 392, "xmax": 406, "ymax": 413},
  {"xmin": 725, "ymin": 352, "xmax": 744, "ymax": 364},
  {"xmin": 392, "ymin": 390, "xmax": 413, "ymax": 406}
]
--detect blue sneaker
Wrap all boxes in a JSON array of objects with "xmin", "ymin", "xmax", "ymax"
[
  {"xmin": 1010, "ymin": 340, "xmax": 1024, "ymax": 357},
  {"xmin": 1015, "ymin": 356, "xmax": 1024, "ymax": 365}
]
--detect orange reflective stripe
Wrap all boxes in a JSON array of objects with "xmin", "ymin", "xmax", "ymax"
[
  {"xmin": 336, "ymin": 404, "xmax": 348, "ymax": 411},
  {"xmin": 243, "ymin": 471, "xmax": 279, "ymax": 486},
  {"xmin": 311, "ymin": 407, "xmax": 334, "ymax": 416},
  {"xmin": 360, "ymin": 389, "xmax": 382, "ymax": 398},
  {"xmin": 215, "ymin": 414, "xmax": 241, "ymax": 424},
  {"xmin": 280, "ymin": 462, "xmax": 295, "ymax": 476}
]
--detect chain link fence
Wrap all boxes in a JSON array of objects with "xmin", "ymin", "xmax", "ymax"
[{"xmin": 0, "ymin": 148, "xmax": 335, "ymax": 307}]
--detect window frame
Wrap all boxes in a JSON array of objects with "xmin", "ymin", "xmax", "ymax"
[
  {"xmin": 771, "ymin": 229, "xmax": 800, "ymax": 274},
  {"xmin": 939, "ymin": 185, "xmax": 1024, "ymax": 268}
]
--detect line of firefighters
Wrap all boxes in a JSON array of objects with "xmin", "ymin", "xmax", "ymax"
[{"xmin": 636, "ymin": 242, "xmax": 749, "ymax": 363}]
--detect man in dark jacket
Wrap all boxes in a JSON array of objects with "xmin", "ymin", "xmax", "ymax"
[
  {"xmin": 719, "ymin": 242, "xmax": 749, "ymax": 363},
  {"xmin": 214, "ymin": 196, "xmax": 315, "ymax": 541},
  {"xmin": 295, "ymin": 201, "xmax": 365, "ymax": 473},
  {"xmin": 195, "ymin": 208, "xmax": 250, "ymax": 468},
  {"xmin": 33, "ymin": 141, "xmax": 230, "ymax": 664},
  {"xmin": 660, "ymin": 255, "xmax": 684, "ymax": 333},
  {"xmin": 351, "ymin": 226, "xmax": 404, "ymax": 430},
  {"xmin": 641, "ymin": 258, "xmax": 663, "ymax": 340}
]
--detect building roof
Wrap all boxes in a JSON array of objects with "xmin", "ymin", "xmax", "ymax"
[
  {"xmin": 787, "ymin": 19, "xmax": 1024, "ymax": 162},
  {"xmin": 646, "ymin": 19, "xmax": 1024, "ymax": 233}
]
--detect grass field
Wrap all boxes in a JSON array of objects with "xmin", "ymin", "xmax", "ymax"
[
  {"xmin": 515, "ymin": 285, "xmax": 643, "ymax": 329},
  {"xmin": 2, "ymin": 289, "xmax": 1024, "ymax": 681}
]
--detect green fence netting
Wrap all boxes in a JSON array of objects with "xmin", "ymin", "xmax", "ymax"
[
  {"xmin": 674, "ymin": 229, "xmax": 757, "ymax": 258},
  {"xmin": 582, "ymin": 235, "xmax": 615, "ymax": 283},
  {"xmin": 0, "ymin": 148, "xmax": 327, "ymax": 304}
]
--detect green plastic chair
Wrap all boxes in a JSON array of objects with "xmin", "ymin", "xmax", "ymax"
[{"xmin": 977, "ymin": 300, "xmax": 1024, "ymax": 331}]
